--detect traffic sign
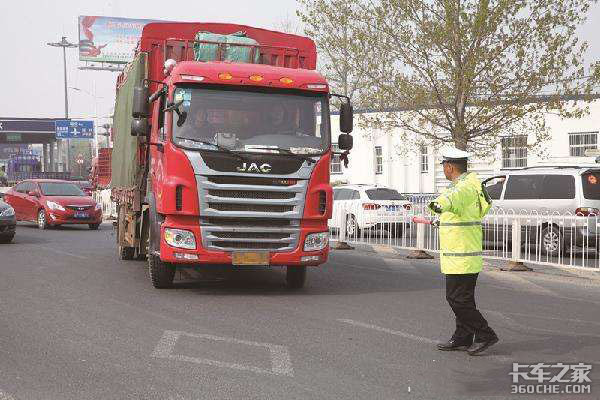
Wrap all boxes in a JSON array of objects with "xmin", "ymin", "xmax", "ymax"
[{"xmin": 55, "ymin": 120, "xmax": 94, "ymax": 139}]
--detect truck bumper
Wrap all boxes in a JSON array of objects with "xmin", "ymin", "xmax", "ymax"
[{"xmin": 159, "ymin": 225, "xmax": 329, "ymax": 266}]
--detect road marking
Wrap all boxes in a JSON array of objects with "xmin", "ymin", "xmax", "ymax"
[
  {"xmin": 151, "ymin": 330, "xmax": 294, "ymax": 377},
  {"xmin": 337, "ymin": 319, "xmax": 513, "ymax": 363},
  {"xmin": 484, "ymin": 309, "xmax": 600, "ymax": 327},
  {"xmin": 0, "ymin": 390, "xmax": 15, "ymax": 400},
  {"xmin": 37, "ymin": 246, "xmax": 87, "ymax": 260}
]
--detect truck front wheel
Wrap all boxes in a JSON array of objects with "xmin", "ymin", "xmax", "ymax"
[
  {"xmin": 286, "ymin": 266, "xmax": 307, "ymax": 289},
  {"xmin": 119, "ymin": 246, "xmax": 135, "ymax": 260},
  {"xmin": 148, "ymin": 254, "xmax": 175, "ymax": 289}
]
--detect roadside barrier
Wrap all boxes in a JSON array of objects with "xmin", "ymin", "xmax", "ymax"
[
  {"xmin": 330, "ymin": 200, "xmax": 600, "ymax": 270},
  {"xmin": 94, "ymin": 189, "xmax": 117, "ymax": 220}
]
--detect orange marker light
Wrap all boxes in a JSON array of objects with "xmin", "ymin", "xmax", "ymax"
[
  {"xmin": 218, "ymin": 72, "xmax": 233, "ymax": 80},
  {"xmin": 249, "ymin": 75, "xmax": 264, "ymax": 82},
  {"xmin": 279, "ymin": 77, "xmax": 294, "ymax": 84}
]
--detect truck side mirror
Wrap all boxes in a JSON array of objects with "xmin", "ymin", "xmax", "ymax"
[
  {"xmin": 132, "ymin": 86, "xmax": 149, "ymax": 118},
  {"xmin": 131, "ymin": 118, "xmax": 149, "ymax": 136},
  {"xmin": 338, "ymin": 134, "xmax": 353, "ymax": 151},
  {"xmin": 340, "ymin": 102, "xmax": 353, "ymax": 133}
]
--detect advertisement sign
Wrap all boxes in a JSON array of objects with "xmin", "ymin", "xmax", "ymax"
[
  {"xmin": 79, "ymin": 16, "xmax": 162, "ymax": 64},
  {"xmin": 55, "ymin": 120, "xmax": 94, "ymax": 139},
  {"xmin": 0, "ymin": 144, "xmax": 29, "ymax": 160}
]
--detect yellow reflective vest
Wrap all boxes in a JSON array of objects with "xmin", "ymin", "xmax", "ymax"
[{"xmin": 428, "ymin": 172, "xmax": 491, "ymax": 275}]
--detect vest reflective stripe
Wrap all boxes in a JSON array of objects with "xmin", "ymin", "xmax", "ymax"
[
  {"xmin": 439, "ymin": 221, "xmax": 482, "ymax": 227},
  {"xmin": 442, "ymin": 251, "xmax": 483, "ymax": 257}
]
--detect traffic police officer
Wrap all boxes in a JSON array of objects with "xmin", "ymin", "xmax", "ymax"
[{"xmin": 428, "ymin": 148, "xmax": 499, "ymax": 355}]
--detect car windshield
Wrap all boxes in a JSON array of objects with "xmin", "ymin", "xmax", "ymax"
[
  {"xmin": 172, "ymin": 86, "xmax": 330, "ymax": 154},
  {"xmin": 39, "ymin": 182, "xmax": 84, "ymax": 196},
  {"xmin": 365, "ymin": 188, "xmax": 404, "ymax": 200}
]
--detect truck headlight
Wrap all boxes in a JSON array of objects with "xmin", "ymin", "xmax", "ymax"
[
  {"xmin": 0, "ymin": 207, "xmax": 14, "ymax": 217},
  {"xmin": 47, "ymin": 201, "xmax": 65, "ymax": 211},
  {"xmin": 304, "ymin": 232, "xmax": 329, "ymax": 251},
  {"xmin": 164, "ymin": 228, "xmax": 196, "ymax": 250}
]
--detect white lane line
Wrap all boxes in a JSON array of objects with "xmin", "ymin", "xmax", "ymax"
[
  {"xmin": 151, "ymin": 330, "xmax": 294, "ymax": 377},
  {"xmin": 37, "ymin": 246, "xmax": 88, "ymax": 260},
  {"xmin": 484, "ymin": 309, "xmax": 600, "ymax": 327},
  {"xmin": 337, "ymin": 319, "xmax": 513, "ymax": 363}
]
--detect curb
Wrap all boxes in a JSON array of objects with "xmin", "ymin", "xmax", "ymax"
[{"xmin": 330, "ymin": 240, "xmax": 600, "ymax": 281}]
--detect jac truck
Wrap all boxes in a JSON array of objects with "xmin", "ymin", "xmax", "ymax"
[{"xmin": 112, "ymin": 22, "xmax": 353, "ymax": 289}]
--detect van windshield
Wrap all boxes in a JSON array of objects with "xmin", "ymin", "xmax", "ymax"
[{"xmin": 582, "ymin": 171, "xmax": 600, "ymax": 200}]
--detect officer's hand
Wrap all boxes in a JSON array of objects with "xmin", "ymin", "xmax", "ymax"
[{"xmin": 429, "ymin": 201, "xmax": 442, "ymax": 214}]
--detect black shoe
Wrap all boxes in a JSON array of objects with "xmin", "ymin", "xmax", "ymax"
[
  {"xmin": 437, "ymin": 338, "xmax": 472, "ymax": 351},
  {"xmin": 467, "ymin": 336, "xmax": 499, "ymax": 355}
]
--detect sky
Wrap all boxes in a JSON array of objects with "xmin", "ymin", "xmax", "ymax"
[{"xmin": 1, "ymin": 0, "xmax": 599, "ymax": 122}]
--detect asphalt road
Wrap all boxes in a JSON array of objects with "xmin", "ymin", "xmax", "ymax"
[{"xmin": 1, "ymin": 222, "xmax": 599, "ymax": 400}]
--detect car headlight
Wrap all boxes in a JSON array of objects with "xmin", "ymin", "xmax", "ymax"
[
  {"xmin": 304, "ymin": 232, "xmax": 329, "ymax": 251},
  {"xmin": 0, "ymin": 207, "xmax": 15, "ymax": 217},
  {"xmin": 164, "ymin": 228, "xmax": 196, "ymax": 250},
  {"xmin": 47, "ymin": 201, "xmax": 66, "ymax": 211}
]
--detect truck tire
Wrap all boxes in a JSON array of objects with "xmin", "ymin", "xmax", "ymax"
[
  {"xmin": 148, "ymin": 254, "xmax": 175, "ymax": 289},
  {"xmin": 119, "ymin": 246, "xmax": 135, "ymax": 260},
  {"xmin": 286, "ymin": 266, "xmax": 307, "ymax": 289},
  {"xmin": 0, "ymin": 234, "xmax": 14, "ymax": 244}
]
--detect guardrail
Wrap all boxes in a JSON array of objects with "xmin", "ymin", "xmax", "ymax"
[{"xmin": 330, "ymin": 201, "xmax": 600, "ymax": 270}]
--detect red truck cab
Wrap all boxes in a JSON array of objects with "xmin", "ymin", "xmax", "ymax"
[{"xmin": 113, "ymin": 23, "xmax": 353, "ymax": 289}]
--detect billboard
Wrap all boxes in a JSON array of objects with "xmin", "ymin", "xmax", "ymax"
[
  {"xmin": 79, "ymin": 16, "xmax": 162, "ymax": 64},
  {"xmin": 55, "ymin": 120, "xmax": 94, "ymax": 139}
]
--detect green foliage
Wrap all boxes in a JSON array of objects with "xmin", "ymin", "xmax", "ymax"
[{"xmin": 299, "ymin": 0, "xmax": 599, "ymax": 156}]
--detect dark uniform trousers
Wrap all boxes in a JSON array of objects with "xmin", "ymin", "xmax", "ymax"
[{"xmin": 445, "ymin": 273, "xmax": 496, "ymax": 342}]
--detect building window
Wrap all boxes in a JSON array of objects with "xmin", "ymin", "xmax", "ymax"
[
  {"xmin": 420, "ymin": 146, "xmax": 429, "ymax": 173},
  {"xmin": 569, "ymin": 132, "xmax": 598, "ymax": 157},
  {"xmin": 375, "ymin": 146, "xmax": 383, "ymax": 175},
  {"xmin": 501, "ymin": 136, "xmax": 528, "ymax": 168},
  {"xmin": 331, "ymin": 143, "xmax": 342, "ymax": 174}
]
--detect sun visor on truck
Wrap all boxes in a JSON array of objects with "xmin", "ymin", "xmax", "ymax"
[{"xmin": 193, "ymin": 31, "xmax": 260, "ymax": 63}]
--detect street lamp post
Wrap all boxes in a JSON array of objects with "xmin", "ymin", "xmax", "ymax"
[{"xmin": 47, "ymin": 36, "xmax": 78, "ymax": 173}]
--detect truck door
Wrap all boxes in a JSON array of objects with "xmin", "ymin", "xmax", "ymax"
[{"xmin": 149, "ymin": 92, "xmax": 167, "ymax": 208}]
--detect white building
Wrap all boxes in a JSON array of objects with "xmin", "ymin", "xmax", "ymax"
[{"xmin": 330, "ymin": 100, "xmax": 600, "ymax": 193}]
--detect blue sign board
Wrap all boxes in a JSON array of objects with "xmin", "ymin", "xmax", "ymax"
[{"xmin": 55, "ymin": 120, "xmax": 94, "ymax": 139}]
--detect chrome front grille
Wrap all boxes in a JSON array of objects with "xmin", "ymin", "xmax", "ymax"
[
  {"xmin": 66, "ymin": 205, "xmax": 93, "ymax": 211},
  {"xmin": 198, "ymin": 174, "xmax": 307, "ymax": 252}
]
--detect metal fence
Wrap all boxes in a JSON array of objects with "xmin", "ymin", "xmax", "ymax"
[{"xmin": 330, "ymin": 198, "xmax": 600, "ymax": 270}]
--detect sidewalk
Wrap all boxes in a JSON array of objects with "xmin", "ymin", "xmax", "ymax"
[{"xmin": 330, "ymin": 240, "xmax": 600, "ymax": 282}]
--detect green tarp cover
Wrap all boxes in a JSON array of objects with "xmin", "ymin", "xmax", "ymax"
[
  {"xmin": 111, "ymin": 53, "xmax": 147, "ymax": 189},
  {"xmin": 193, "ymin": 31, "xmax": 260, "ymax": 63}
]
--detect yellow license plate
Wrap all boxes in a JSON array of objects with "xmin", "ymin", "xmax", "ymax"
[{"xmin": 231, "ymin": 251, "xmax": 270, "ymax": 266}]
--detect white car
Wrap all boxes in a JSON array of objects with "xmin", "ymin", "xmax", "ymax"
[{"xmin": 331, "ymin": 185, "xmax": 412, "ymax": 237}]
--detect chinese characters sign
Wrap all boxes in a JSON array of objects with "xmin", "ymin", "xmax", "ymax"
[
  {"xmin": 55, "ymin": 120, "xmax": 94, "ymax": 139},
  {"xmin": 510, "ymin": 363, "xmax": 592, "ymax": 395},
  {"xmin": 78, "ymin": 16, "xmax": 163, "ymax": 64}
]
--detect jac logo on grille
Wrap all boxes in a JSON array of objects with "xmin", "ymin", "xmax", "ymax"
[{"xmin": 236, "ymin": 162, "xmax": 272, "ymax": 173}]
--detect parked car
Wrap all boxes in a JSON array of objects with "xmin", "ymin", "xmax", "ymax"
[
  {"xmin": 483, "ymin": 165, "xmax": 600, "ymax": 255},
  {"xmin": 3, "ymin": 179, "xmax": 103, "ymax": 230},
  {"xmin": 74, "ymin": 180, "xmax": 94, "ymax": 197},
  {"xmin": 0, "ymin": 199, "xmax": 16, "ymax": 243},
  {"xmin": 331, "ymin": 184, "xmax": 412, "ymax": 237}
]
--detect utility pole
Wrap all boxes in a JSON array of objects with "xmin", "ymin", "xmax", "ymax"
[{"xmin": 47, "ymin": 36, "xmax": 78, "ymax": 173}]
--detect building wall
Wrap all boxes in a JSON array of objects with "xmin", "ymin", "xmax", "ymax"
[{"xmin": 330, "ymin": 100, "xmax": 600, "ymax": 194}]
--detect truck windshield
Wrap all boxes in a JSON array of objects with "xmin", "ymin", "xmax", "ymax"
[{"xmin": 172, "ymin": 86, "xmax": 330, "ymax": 154}]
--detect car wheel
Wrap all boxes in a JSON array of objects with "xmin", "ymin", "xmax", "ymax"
[
  {"xmin": 119, "ymin": 245, "xmax": 135, "ymax": 260},
  {"xmin": 540, "ymin": 226, "xmax": 564, "ymax": 257},
  {"xmin": 148, "ymin": 254, "xmax": 175, "ymax": 289},
  {"xmin": 37, "ymin": 210, "xmax": 48, "ymax": 230},
  {"xmin": 286, "ymin": 266, "xmax": 307, "ymax": 289},
  {"xmin": 346, "ymin": 214, "xmax": 360, "ymax": 238},
  {"xmin": 89, "ymin": 223, "xmax": 100, "ymax": 230},
  {"xmin": 0, "ymin": 234, "xmax": 14, "ymax": 244}
]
